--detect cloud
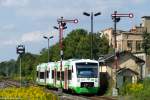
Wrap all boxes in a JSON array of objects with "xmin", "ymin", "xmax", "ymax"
[
  {"xmin": 2, "ymin": 40, "xmax": 17, "ymax": 45},
  {"xmin": 0, "ymin": 24, "xmax": 15, "ymax": 32},
  {"xmin": 0, "ymin": 31, "xmax": 42, "ymax": 46},
  {"xmin": 0, "ymin": 30, "xmax": 58, "ymax": 46},
  {"xmin": 20, "ymin": 31, "xmax": 43, "ymax": 43},
  {"xmin": 15, "ymin": 0, "xmax": 124, "ymax": 19},
  {"xmin": 0, "ymin": 0, "xmax": 29, "ymax": 7},
  {"xmin": 132, "ymin": 0, "xmax": 148, "ymax": 4}
]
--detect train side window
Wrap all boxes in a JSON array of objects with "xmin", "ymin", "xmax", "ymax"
[
  {"xmin": 40, "ymin": 72, "xmax": 44, "ymax": 79},
  {"xmin": 61, "ymin": 71, "xmax": 64, "ymax": 81},
  {"xmin": 72, "ymin": 66, "xmax": 73, "ymax": 73},
  {"xmin": 56, "ymin": 71, "xmax": 65, "ymax": 80},
  {"xmin": 57, "ymin": 71, "xmax": 60, "ymax": 80},
  {"xmin": 68, "ymin": 70, "xmax": 72, "ymax": 80},
  {"xmin": 52, "ymin": 70, "xmax": 54, "ymax": 79}
]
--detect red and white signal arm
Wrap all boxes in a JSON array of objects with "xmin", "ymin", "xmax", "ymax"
[
  {"xmin": 58, "ymin": 18, "xmax": 79, "ymax": 23},
  {"xmin": 111, "ymin": 13, "xmax": 134, "ymax": 18},
  {"xmin": 74, "ymin": 19, "xmax": 78, "ymax": 23},
  {"xmin": 129, "ymin": 13, "xmax": 134, "ymax": 18}
]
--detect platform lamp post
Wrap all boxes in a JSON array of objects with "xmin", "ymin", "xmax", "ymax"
[
  {"xmin": 111, "ymin": 11, "xmax": 133, "ymax": 96},
  {"xmin": 43, "ymin": 35, "xmax": 54, "ymax": 62},
  {"xmin": 54, "ymin": 17, "xmax": 78, "ymax": 90},
  {"xmin": 83, "ymin": 12, "xmax": 101, "ymax": 59},
  {"xmin": 16, "ymin": 45, "xmax": 25, "ymax": 87}
]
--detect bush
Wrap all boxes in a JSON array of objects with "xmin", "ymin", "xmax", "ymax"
[
  {"xmin": 120, "ymin": 78, "xmax": 150, "ymax": 100},
  {"xmin": 127, "ymin": 83, "xmax": 143, "ymax": 94},
  {"xmin": 119, "ymin": 83, "xmax": 143, "ymax": 96},
  {"xmin": 134, "ymin": 78, "xmax": 150, "ymax": 100},
  {"xmin": 0, "ymin": 86, "xmax": 58, "ymax": 100}
]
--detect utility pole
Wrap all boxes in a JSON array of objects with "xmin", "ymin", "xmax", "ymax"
[
  {"xmin": 54, "ymin": 17, "xmax": 78, "ymax": 90},
  {"xmin": 16, "ymin": 45, "xmax": 25, "ymax": 87},
  {"xmin": 43, "ymin": 35, "xmax": 54, "ymax": 62},
  {"xmin": 111, "ymin": 11, "xmax": 133, "ymax": 96},
  {"xmin": 83, "ymin": 12, "xmax": 101, "ymax": 59}
]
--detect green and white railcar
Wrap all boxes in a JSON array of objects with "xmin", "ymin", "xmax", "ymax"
[
  {"xmin": 36, "ymin": 59, "xmax": 100, "ymax": 94},
  {"xmin": 36, "ymin": 63, "xmax": 48, "ymax": 85}
]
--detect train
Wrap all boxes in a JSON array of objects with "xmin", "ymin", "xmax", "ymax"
[{"xmin": 36, "ymin": 59, "xmax": 100, "ymax": 94}]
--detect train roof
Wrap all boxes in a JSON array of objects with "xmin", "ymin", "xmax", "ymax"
[
  {"xmin": 37, "ymin": 63, "xmax": 48, "ymax": 70},
  {"xmin": 37, "ymin": 59, "xmax": 99, "ymax": 70},
  {"xmin": 55, "ymin": 59, "xmax": 98, "ymax": 64}
]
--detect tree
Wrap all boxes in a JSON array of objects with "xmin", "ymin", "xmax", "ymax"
[
  {"xmin": 0, "ymin": 59, "xmax": 17, "ymax": 78},
  {"xmin": 63, "ymin": 29, "xmax": 112, "ymax": 59},
  {"xmin": 63, "ymin": 29, "xmax": 89, "ymax": 59},
  {"xmin": 0, "ymin": 28, "xmax": 111, "ymax": 81},
  {"xmin": 143, "ymin": 32, "xmax": 150, "ymax": 55},
  {"xmin": 16, "ymin": 53, "xmax": 38, "ymax": 80},
  {"xmin": 38, "ymin": 28, "xmax": 112, "ymax": 60}
]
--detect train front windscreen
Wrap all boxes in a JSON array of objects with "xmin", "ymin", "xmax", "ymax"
[{"xmin": 76, "ymin": 62, "xmax": 98, "ymax": 78}]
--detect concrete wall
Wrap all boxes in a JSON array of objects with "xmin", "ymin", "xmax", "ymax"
[
  {"xmin": 116, "ymin": 33, "xmax": 143, "ymax": 53},
  {"xmin": 142, "ymin": 17, "xmax": 150, "ymax": 33},
  {"xmin": 134, "ymin": 53, "xmax": 147, "ymax": 78},
  {"xmin": 101, "ymin": 28, "xmax": 113, "ymax": 46},
  {"xmin": 102, "ymin": 56, "xmax": 141, "ymax": 85}
]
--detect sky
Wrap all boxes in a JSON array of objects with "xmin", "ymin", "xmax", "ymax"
[{"xmin": 0, "ymin": 0, "xmax": 149, "ymax": 62}]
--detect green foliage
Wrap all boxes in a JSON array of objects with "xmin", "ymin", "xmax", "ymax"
[
  {"xmin": 16, "ymin": 53, "xmax": 38, "ymax": 81},
  {"xmin": 120, "ymin": 78, "xmax": 150, "ymax": 100},
  {"xmin": 120, "ymin": 83, "xmax": 143, "ymax": 96},
  {"xmin": 0, "ymin": 59, "xmax": 17, "ymax": 78},
  {"xmin": 142, "ymin": 32, "xmax": 150, "ymax": 55},
  {"xmin": 0, "ymin": 28, "xmax": 112, "ymax": 82},
  {"xmin": 137, "ymin": 78, "xmax": 150, "ymax": 100},
  {"xmin": 63, "ymin": 29, "xmax": 112, "ymax": 59},
  {"xmin": 0, "ymin": 86, "xmax": 58, "ymax": 100},
  {"xmin": 63, "ymin": 29, "xmax": 89, "ymax": 59},
  {"xmin": 50, "ymin": 43, "xmax": 60, "ymax": 61}
]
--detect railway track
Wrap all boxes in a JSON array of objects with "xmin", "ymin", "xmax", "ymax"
[
  {"xmin": 87, "ymin": 96, "xmax": 117, "ymax": 100},
  {"xmin": 0, "ymin": 80, "xmax": 20, "ymax": 88},
  {"xmin": 45, "ymin": 88, "xmax": 89, "ymax": 100},
  {"xmin": 44, "ymin": 88, "xmax": 117, "ymax": 100},
  {"xmin": 0, "ymin": 79, "xmax": 117, "ymax": 100},
  {"xmin": 0, "ymin": 79, "xmax": 35, "ymax": 88},
  {"xmin": 5, "ymin": 80, "xmax": 20, "ymax": 87}
]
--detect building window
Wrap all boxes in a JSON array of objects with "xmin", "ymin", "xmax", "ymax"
[
  {"xmin": 136, "ymin": 41, "xmax": 142, "ymax": 51},
  {"xmin": 127, "ymin": 40, "xmax": 132, "ymax": 51}
]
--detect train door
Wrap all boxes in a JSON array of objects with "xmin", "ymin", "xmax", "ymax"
[
  {"xmin": 54, "ymin": 68, "xmax": 57, "ymax": 86},
  {"xmin": 64, "ymin": 68, "xmax": 68, "ymax": 89},
  {"xmin": 46, "ymin": 68, "xmax": 50, "ymax": 84},
  {"xmin": 44, "ymin": 69, "xmax": 47, "ymax": 85}
]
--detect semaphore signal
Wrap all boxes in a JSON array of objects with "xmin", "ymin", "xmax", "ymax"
[{"xmin": 111, "ymin": 12, "xmax": 134, "ymax": 18}]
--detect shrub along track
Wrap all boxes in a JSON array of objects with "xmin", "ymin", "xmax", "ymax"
[{"xmin": 0, "ymin": 79, "xmax": 117, "ymax": 100}]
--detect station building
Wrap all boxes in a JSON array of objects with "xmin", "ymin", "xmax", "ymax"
[{"xmin": 100, "ymin": 16, "xmax": 150, "ymax": 78}]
